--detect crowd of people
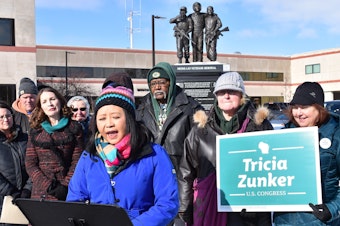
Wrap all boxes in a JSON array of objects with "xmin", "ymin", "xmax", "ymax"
[{"xmin": 1, "ymin": 63, "xmax": 340, "ymax": 226}]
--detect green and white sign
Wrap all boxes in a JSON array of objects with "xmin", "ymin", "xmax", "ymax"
[{"xmin": 216, "ymin": 127, "xmax": 322, "ymax": 212}]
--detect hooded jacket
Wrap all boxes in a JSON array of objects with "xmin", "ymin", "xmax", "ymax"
[
  {"xmin": 178, "ymin": 100, "xmax": 273, "ymax": 225},
  {"xmin": 12, "ymin": 99, "xmax": 31, "ymax": 135},
  {"xmin": 136, "ymin": 62, "xmax": 203, "ymax": 174}
]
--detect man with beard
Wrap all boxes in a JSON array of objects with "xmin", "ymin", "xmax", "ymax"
[{"xmin": 136, "ymin": 62, "xmax": 203, "ymax": 225}]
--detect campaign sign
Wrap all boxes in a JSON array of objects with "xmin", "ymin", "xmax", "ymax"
[{"xmin": 216, "ymin": 127, "xmax": 322, "ymax": 212}]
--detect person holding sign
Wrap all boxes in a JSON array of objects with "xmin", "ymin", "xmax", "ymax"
[
  {"xmin": 178, "ymin": 72, "xmax": 273, "ymax": 226},
  {"xmin": 274, "ymin": 82, "xmax": 340, "ymax": 225}
]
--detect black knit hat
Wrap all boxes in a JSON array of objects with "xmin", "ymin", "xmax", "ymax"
[
  {"xmin": 18, "ymin": 77, "xmax": 38, "ymax": 97},
  {"xmin": 290, "ymin": 82, "xmax": 324, "ymax": 106}
]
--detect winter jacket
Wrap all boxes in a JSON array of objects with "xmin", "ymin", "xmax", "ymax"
[
  {"xmin": 67, "ymin": 143, "xmax": 179, "ymax": 226},
  {"xmin": 178, "ymin": 101, "xmax": 273, "ymax": 226},
  {"xmin": 274, "ymin": 113, "xmax": 340, "ymax": 225},
  {"xmin": 25, "ymin": 120, "xmax": 83, "ymax": 200},
  {"xmin": 0, "ymin": 127, "xmax": 31, "ymax": 214},
  {"xmin": 12, "ymin": 99, "xmax": 31, "ymax": 135},
  {"xmin": 136, "ymin": 62, "xmax": 203, "ymax": 176},
  {"xmin": 136, "ymin": 87, "xmax": 203, "ymax": 174}
]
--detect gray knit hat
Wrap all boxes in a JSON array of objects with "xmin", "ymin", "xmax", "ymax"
[
  {"xmin": 213, "ymin": 72, "xmax": 245, "ymax": 95},
  {"xmin": 18, "ymin": 77, "xmax": 38, "ymax": 97}
]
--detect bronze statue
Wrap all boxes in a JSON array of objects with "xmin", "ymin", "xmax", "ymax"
[
  {"xmin": 205, "ymin": 6, "xmax": 222, "ymax": 61},
  {"xmin": 188, "ymin": 2, "xmax": 205, "ymax": 62},
  {"xmin": 171, "ymin": 2, "xmax": 229, "ymax": 63},
  {"xmin": 170, "ymin": 6, "xmax": 193, "ymax": 64}
]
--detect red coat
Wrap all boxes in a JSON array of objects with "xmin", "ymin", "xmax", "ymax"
[{"xmin": 25, "ymin": 120, "xmax": 83, "ymax": 200}]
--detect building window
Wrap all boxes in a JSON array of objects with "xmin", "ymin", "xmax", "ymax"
[
  {"xmin": 0, "ymin": 18, "xmax": 15, "ymax": 46},
  {"xmin": 0, "ymin": 84, "xmax": 16, "ymax": 104},
  {"xmin": 305, "ymin": 64, "xmax": 320, "ymax": 74},
  {"xmin": 266, "ymin": 73, "xmax": 279, "ymax": 78}
]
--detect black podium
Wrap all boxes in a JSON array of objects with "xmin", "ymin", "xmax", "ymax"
[{"xmin": 15, "ymin": 198, "xmax": 133, "ymax": 226}]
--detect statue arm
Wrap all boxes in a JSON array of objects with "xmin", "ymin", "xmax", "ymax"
[
  {"xmin": 188, "ymin": 17, "xmax": 193, "ymax": 33},
  {"xmin": 214, "ymin": 15, "xmax": 223, "ymax": 33},
  {"xmin": 169, "ymin": 15, "xmax": 180, "ymax": 24}
]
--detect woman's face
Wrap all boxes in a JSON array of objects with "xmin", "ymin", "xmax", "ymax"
[
  {"xmin": 292, "ymin": 104, "xmax": 319, "ymax": 127},
  {"xmin": 70, "ymin": 100, "xmax": 87, "ymax": 122},
  {"xmin": 216, "ymin": 89, "xmax": 242, "ymax": 116},
  {"xmin": 0, "ymin": 108, "xmax": 13, "ymax": 133},
  {"xmin": 40, "ymin": 91, "xmax": 61, "ymax": 119},
  {"xmin": 96, "ymin": 105, "xmax": 127, "ymax": 145}
]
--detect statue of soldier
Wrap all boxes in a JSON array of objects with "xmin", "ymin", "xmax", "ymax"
[
  {"xmin": 205, "ymin": 6, "xmax": 222, "ymax": 61},
  {"xmin": 188, "ymin": 2, "xmax": 205, "ymax": 62},
  {"xmin": 170, "ymin": 6, "xmax": 193, "ymax": 64}
]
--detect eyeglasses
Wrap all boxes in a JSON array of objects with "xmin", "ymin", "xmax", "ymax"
[
  {"xmin": 150, "ymin": 80, "xmax": 168, "ymax": 88},
  {"xmin": 71, "ymin": 108, "xmax": 86, "ymax": 112},
  {"xmin": 0, "ymin": 114, "xmax": 12, "ymax": 121}
]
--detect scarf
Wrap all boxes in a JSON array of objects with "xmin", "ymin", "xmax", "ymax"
[
  {"xmin": 214, "ymin": 100, "xmax": 247, "ymax": 134},
  {"xmin": 95, "ymin": 132, "xmax": 131, "ymax": 177},
  {"xmin": 41, "ymin": 117, "xmax": 69, "ymax": 134}
]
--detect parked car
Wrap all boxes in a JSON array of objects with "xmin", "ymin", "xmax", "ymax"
[
  {"xmin": 264, "ymin": 102, "xmax": 288, "ymax": 112},
  {"xmin": 324, "ymin": 100, "xmax": 340, "ymax": 115},
  {"xmin": 269, "ymin": 112, "xmax": 289, "ymax": 130}
]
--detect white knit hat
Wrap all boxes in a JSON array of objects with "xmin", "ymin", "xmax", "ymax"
[{"xmin": 213, "ymin": 72, "xmax": 245, "ymax": 95}]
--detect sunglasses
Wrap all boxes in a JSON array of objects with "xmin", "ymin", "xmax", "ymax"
[{"xmin": 72, "ymin": 107, "xmax": 86, "ymax": 112}]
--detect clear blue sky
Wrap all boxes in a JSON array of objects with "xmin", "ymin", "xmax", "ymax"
[{"xmin": 35, "ymin": 0, "xmax": 340, "ymax": 56}]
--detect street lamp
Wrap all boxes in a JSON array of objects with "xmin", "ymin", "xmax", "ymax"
[
  {"xmin": 65, "ymin": 51, "xmax": 75, "ymax": 97},
  {"xmin": 152, "ymin": 15, "xmax": 166, "ymax": 66}
]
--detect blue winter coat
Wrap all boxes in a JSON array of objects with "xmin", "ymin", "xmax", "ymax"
[
  {"xmin": 67, "ymin": 143, "xmax": 179, "ymax": 226},
  {"xmin": 274, "ymin": 113, "xmax": 340, "ymax": 225}
]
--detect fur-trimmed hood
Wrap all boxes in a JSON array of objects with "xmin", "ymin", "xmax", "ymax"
[{"xmin": 193, "ymin": 104, "xmax": 271, "ymax": 129}]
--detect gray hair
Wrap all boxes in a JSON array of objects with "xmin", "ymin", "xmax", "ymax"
[{"xmin": 67, "ymin": 95, "xmax": 90, "ymax": 116}]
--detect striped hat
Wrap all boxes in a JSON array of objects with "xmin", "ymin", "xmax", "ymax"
[{"xmin": 95, "ymin": 83, "xmax": 135, "ymax": 117}]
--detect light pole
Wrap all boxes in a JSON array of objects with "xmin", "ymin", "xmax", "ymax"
[
  {"xmin": 65, "ymin": 51, "xmax": 75, "ymax": 97},
  {"xmin": 152, "ymin": 15, "xmax": 166, "ymax": 66}
]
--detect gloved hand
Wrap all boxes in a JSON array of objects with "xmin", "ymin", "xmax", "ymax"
[
  {"xmin": 20, "ymin": 189, "xmax": 31, "ymax": 198},
  {"xmin": 48, "ymin": 182, "xmax": 68, "ymax": 200},
  {"xmin": 240, "ymin": 209, "xmax": 256, "ymax": 219},
  {"xmin": 309, "ymin": 203, "xmax": 331, "ymax": 222},
  {"xmin": 11, "ymin": 191, "xmax": 21, "ymax": 204}
]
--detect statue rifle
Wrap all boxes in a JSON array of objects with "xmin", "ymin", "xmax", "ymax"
[
  {"xmin": 174, "ymin": 26, "xmax": 196, "ymax": 45},
  {"xmin": 208, "ymin": 26, "xmax": 229, "ymax": 44}
]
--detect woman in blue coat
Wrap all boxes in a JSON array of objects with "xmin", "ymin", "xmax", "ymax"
[
  {"xmin": 67, "ymin": 74, "xmax": 179, "ymax": 226},
  {"xmin": 274, "ymin": 82, "xmax": 340, "ymax": 225}
]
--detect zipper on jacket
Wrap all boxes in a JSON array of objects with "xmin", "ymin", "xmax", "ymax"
[{"xmin": 110, "ymin": 179, "xmax": 120, "ymax": 204}]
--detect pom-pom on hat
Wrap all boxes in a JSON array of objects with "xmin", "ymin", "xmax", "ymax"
[
  {"xmin": 18, "ymin": 77, "xmax": 38, "ymax": 97},
  {"xmin": 95, "ymin": 83, "xmax": 135, "ymax": 117},
  {"xmin": 213, "ymin": 72, "xmax": 245, "ymax": 95},
  {"xmin": 290, "ymin": 82, "xmax": 324, "ymax": 106}
]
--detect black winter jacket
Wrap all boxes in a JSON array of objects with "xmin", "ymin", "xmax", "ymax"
[
  {"xmin": 136, "ymin": 86, "xmax": 203, "ymax": 174},
  {"xmin": 0, "ymin": 127, "xmax": 31, "ymax": 213}
]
